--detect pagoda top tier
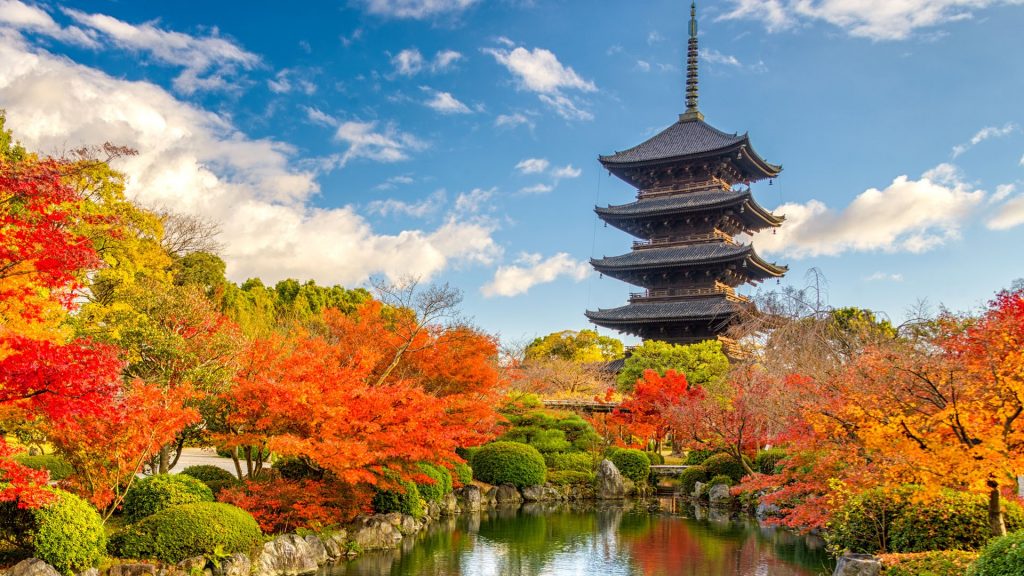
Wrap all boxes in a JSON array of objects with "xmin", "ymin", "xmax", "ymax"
[{"xmin": 599, "ymin": 117, "xmax": 781, "ymax": 188}]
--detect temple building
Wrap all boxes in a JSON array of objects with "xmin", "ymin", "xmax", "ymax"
[{"xmin": 585, "ymin": 2, "xmax": 786, "ymax": 352}]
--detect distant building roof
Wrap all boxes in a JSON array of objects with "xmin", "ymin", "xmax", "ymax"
[
  {"xmin": 599, "ymin": 119, "xmax": 748, "ymax": 166},
  {"xmin": 592, "ymin": 242, "xmax": 751, "ymax": 269},
  {"xmin": 586, "ymin": 296, "xmax": 743, "ymax": 323}
]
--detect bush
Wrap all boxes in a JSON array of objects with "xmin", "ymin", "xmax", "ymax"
[
  {"xmin": 203, "ymin": 479, "xmax": 241, "ymax": 497},
  {"xmin": 219, "ymin": 478, "xmax": 364, "ymax": 533},
  {"xmin": 701, "ymin": 453, "xmax": 750, "ymax": 482},
  {"xmin": 0, "ymin": 490, "xmax": 105, "ymax": 575},
  {"xmin": 13, "ymin": 454, "xmax": 74, "ymax": 482},
  {"xmin": 827, "ymin": 487, "xmax": 915, "ymax": 554},
  {"xmin": 271, "ymin": 457, "xmax": 323, "ymax": 481},
  {"xmin": 890, "ymin": 491, "xmax": 1024, "ymax": 552},
  {"xmin": 708, "ymin": 474, "xmax": 734, "ymax": 487},
  {"xmin": 754, "ymin": 448, "xmax": 787, "ymax": 475},
  {"xmin": 546, "ymin": 470, "xmax": 595, "ymax": 486},
  {"xmin": 969, "ymin": 531, "xmax": 1024, "ymax": 576},
  {"xmin": 880, "ymin": 551, "xmax": 979, "ymax": 576},
  {"xmin": 415, "ymin": 463, "xmax": 452, "ymax": 502},
  {"xmin": 456, "ymin": 446, "xmax": 481, "ymax": 467},
  {"xmin": 110, "ymin": 502, "xmax": 261, "ymax": 563},
  {"xmin": 122, "ymin": 474, "xmax": 214, "ymax": 522},
  {"xmin": 371, "ymin": 479, "xmax": 424, "ymax": 519},
  {"xmin": 676, "ymin": 466, "xmax": 707, "ymax": 496},
  {"xmin": 180, "ymin": 465, "xmax": 236, "ymax": 483},
  {"xmin": 684, "ymin": 449, "xmax": 713, "ymax": 465},
  {"xmin": 548, "ymin": 452, "xmax": 594, "ymax": 472},
  {"xmin": 610, "ymin": 449, "xmax": 650, "ymax": 485},
  {"xmin": 645, "ymin": 451, "xmax": 665, "ymax": 465},
  {"xmin": 453, "ymin": 462, "xmax": 473, "ymax": 486},
  {"xmin": 472, "ymin": 442, "xmax": 546, "ymax": 488}
]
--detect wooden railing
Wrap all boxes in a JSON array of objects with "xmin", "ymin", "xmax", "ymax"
[
  {"xmin": 632, "ymin": 230, "xmax": 732, "ymax": 248},
  {"xmin": 638, "ymin": 177, "xmax": 731, "ymax": 199},
  {"xmin": 629, "ymin": 283, "xmax": 749, "ymax": 303},
  {"xmin": 541, "ymin": 399, "xmax": 622, "ymax": 413}
]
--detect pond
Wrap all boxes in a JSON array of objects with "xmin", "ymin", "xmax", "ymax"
[{"xmin": 325, "ymin": 499, "xmax": 836, "ymax": 576}]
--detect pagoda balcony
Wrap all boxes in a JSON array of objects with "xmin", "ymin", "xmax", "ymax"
[
  {"xmin": 637, "ymin": 176, "xmax": 731, "ymax": 200},
  {"xmin": 632, "ymin": 230, "xmax": 734, "ymax": 248},
  {"xmin": 628, "ymin": 283, "xmax": 750, "ymax": 303}
]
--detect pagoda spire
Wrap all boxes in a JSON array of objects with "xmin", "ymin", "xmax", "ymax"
[{"xmin": 680, "ymin": 2, "xmax": 704, "ymax": 122}]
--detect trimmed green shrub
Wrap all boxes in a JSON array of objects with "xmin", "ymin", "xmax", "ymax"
[
  {"xmin": 0, "ymin": 490, "xmax": 105, "ymax": 575},
  {"xmin": 969, "ymin": 531, "xmax": 1024, "ymax": 576},
  {"xmin": 180, "ymin": 465, "xmax": 236, "ymax": 483},
  {"xmin": 676, "ymin": 466, "xmax": 707, "ymax": 496},
  {"xmin": 202, "ymin": 479, "xmax": 241, "ymax": 497},
  {"xmin": 610, "ymin": 449, "xmax": 650, "ymax": 485},
  {"xmin": 548, "ymin": 452, "xmax": 594, "ymax": 472},
  {"xmin": 472, "ymin": 441, "xmax": 546, "ymax": 488},
  {"xmin": 890, "ymin": 491, "xmax": 1024, "ymax": 552},
  {"xmin": 546, "ymin": 470, "xmax": 595, "ymax": 486},
  {"xmin": 453, "ymin": 462, "xmax": 473, "ymax": 486},
  {"xmin": 684, "ymin": 449, "xmax": 714, "ymax": 465},
  {"xmin": 13, "ymin": 454, "xmax": 74, "ymax": 482},
  {"xmin": 122, "ymin": 474, "xmax": 215, "ymax": 522},
  {"xmin": 456, "ymin": 446, "xmax": 481, "ymax": 467},
  {"xmin": 371, "ymin": 479, "xmax": 424, "ymax": 519},
  {"xmin": 708, "ymin": 474, "xmax": 734, "ymax": 487},
  {"xmin": 415, "ymin": 463, "xmax": 452, "ymax": 502},
  {"xmin": 645, "ymin": 451, "xmax": 665, "ymax": 465},
  {"xmin": 701, "ymin": 453, "xmax": 750, "ymax": 482},
  {"xmin": 110, "ymin": 502, "xmax": 261, "ymax": 563},
  {"xmin": 880, "ymin": 551, "xmax": 979, "ymax": 576},
  {"xmin": 754, "ymin": 448, "xmax": 787, "ymax": 475},
  {"xmin": 827, "ymin": 487, "xmax": 914, "ymax": 554}
]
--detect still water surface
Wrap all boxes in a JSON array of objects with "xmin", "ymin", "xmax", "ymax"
[{"xmin": 326, "ymin": 500, "xmax": 835, "ymax": 576}]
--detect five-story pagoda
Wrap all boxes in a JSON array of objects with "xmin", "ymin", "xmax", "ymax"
[{"xmin": 586, "ymin": 2, "xmax": 787, "ymax": 350}]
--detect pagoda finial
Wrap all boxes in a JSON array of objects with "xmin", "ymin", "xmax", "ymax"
[{"xmin": 680, "ymin": 1, "xmax": 704, "ymax": 122}]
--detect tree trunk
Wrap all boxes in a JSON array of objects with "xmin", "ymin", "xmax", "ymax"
[
  {"xmin": 989, "ymin": 482, "xmax": 1007, "ymax": 537},
  {"xmin": 231, "ymin": 446, "xmax": 244, "ymax": 480},
  {"xmin": 158, "ymin": 446, "xmax": 170, "ymax": 474},
  {"xmin": 167, "ymin": 437, "xmax": 186, "ymax": 471}
]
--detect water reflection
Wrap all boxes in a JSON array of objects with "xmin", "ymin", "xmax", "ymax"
[{"xmin": 324, "ymin": 499, "xmax": 834, "ymax": 576}]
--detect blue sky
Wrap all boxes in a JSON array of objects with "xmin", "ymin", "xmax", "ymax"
[{"xmin": 1, "ymin": 0, "xmax": 1023, "ymax": 344}]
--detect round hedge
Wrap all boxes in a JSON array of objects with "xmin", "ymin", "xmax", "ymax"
[
  {"xmin": 677, "ymin": 466, "xmax": 707, "ymax": 496},
  {"xmin": 684, "ymin": 449, "xmax": 714, "ymax": 465},
  {"xmin": 547, "ymin": 470, "xmax": 596, "ymax": 486},
  {"xmin": 548, "ymin": 452, "xmax": 594, "ymax": 472},
  {"xmin": 708, "ymin": 474, "xmax": 734, "ymax": 487},
  {"xmin": 110, "ymin": 502, "xmax": 261, "ymax": 563},
  {"xmin": 0, "ymin": 490, "xmax": 106, "ymax": 575},
  {"xmin": 645, "ymin": 451, "xmax": 665, "ymax": 465},
  {"xmin": 890, "ymin": 492, "xmax": 1024, "ymax": 552},
  {"xmin": 371, "ymin": 479, "xmax": 424, "ymax": 518},
  {"xmin": 415, "ymin": 463, "xmax": 452, "ymax": 502},
  {"xmin": 610, "ymin": 449, "xmax": 650, "ymax": 485},
  {"xmin": 754, "ymin": 448, "xmax": 787, "ymax": 475},
  {"xmin": 180, "ymin": 465, "xmax": 236, "ymax": 483},
  {"xmin": 453, "ymin": 462, "xmax": 473, "ymax": 486},
  {"xmin": 122, "ymin": 474, "xmax": 214, "ymax": 522},
  {"xmin": 701, "ymin": 453, "xmax": 750, "ymax": 482},
  {"xmin": 472, "ymin": 441, "xmax": 546, "ymax": 488},
  {"xmin": 969, "ymin": 531, "xmax": 1024, "ymax": 576},
  {"xmin": 13, "ymin": 454, "xmax": 74, "ymax": 482}
]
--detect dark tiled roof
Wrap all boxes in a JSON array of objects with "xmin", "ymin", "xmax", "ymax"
[
  {"xmin": 597, "ymin": 189, "xmax": 748, "ymax": 217},
  {"xmin": 592, "ymin": 242, "xmax": 751, "ymax": 269},
  {"xmin": 600, "ymin": 119, "xmax": 746, "ymax": 166},
  {"xmin": 586, "ymin": 297, "xmax": 742, "ymax": 322}
]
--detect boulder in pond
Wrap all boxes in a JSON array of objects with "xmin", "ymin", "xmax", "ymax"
[
  {"xmin": 455, "ymin": 485, "xmax": 482, "ymax": 512},
  {"xmin": 596, "ymin": 459, "xmax": 625, "ymax": 500},
  {"xmin": 494, "ymin": 484, "xmax": 522, "ymax": 505},
  {"xmin": 254, "ymin": 534, "xmax": 319, "ymax": 576},
  {"xmin": 832, "ymin": 554, "xmax": 882, "ymax": 576},
  {"xmin": 211, "ymin": 554, "xmax": 251, "ymax": 576},
  {"xmin": 349, "ymin": 515, "xmax": 403, "ymax": 551},
  {"xmin": 10, "ymin": 560, "xmax": 60, "ymax": 576},
  {"xmin": 708, "ymin": 483, "xmax": 731, "ymax": 505},
  {"xmin": 320, "ymin": 530, "xmax": 349, "ymax": 561}
]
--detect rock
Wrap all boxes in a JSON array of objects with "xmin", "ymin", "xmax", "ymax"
[
  {"xmin": 302, "ymin": 535, "xmax": 328, "ymax": 565},
  {"xmin": 177, "ymin": 557, "xmax": 207, "ymax": 574},
  {"xmin": 692, "ymin": 481, "xmax": 706, "ymax": 499},
  {"xmin": 596, "ymin": 459, "xmax": 625, "ymax": 500},
  {"xmin": 212, "ymin": 554, "xmax": 250, "ymax": 576},
  {"xmin": 832, "ymin": 554, "xmax": 882, "ymax": 576},
  {"xmin": 11, "ymin": 560, "xmax": 60, "ymax": 576},
  {"xmin": 320, "ymin": 530, "xmax": 348, "ymax": 561},
  {"xmin": 254, "ymin": 534, "xmax": 319, "ymax": 576},
  {"xmin": 708, "ymin": 483, "xmax": 732, "ymax": 505},
  {"xmin": 439, "ymin": 492, "xmax": 459, "ymax": 515},
  {"xmin": 76, "ymin": 569, "xmax": 99, "ymax": 576},
  {"xmin": 109, "ymin": 565, "xmax": 157, "ymax": 576},
  {"xmin": 520, "ymin": 485, "xmax": 544, "ymax": 502},
  {"xmin": 399, "ymin": 514, "xmax": 419, "ymax": 535},
  {"xmin": 494, "ymin": 484, "xmax": 522, "ymax": 505},
  {"xmin": 427, "ymin": 501, "xmax": 441, "ymax": 518},
  {"xmin": 756, "ymin": 501, "xmax": 780, "ymax": 520},
  {"xmin": 456, "ymin": 485, "xmax": 482, "ymax": 511},
  {"xmin": 350, "ymin": 515, "xmax": 403, "ymax": 551}
]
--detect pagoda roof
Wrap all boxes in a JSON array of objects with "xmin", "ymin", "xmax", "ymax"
[
  {"xmin": 586, "ymin": 296, "xmax": 744, "ymax": 324},
  {"xmin": 595, "ymin": 188, "xmax": 783, "ymax": 228},
  {"xmin": 591, "ymin": 242, "xmax": 787, "ymax": 286}
]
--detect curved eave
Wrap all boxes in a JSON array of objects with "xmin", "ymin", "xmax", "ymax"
[
  {"xmin": 595, "ymin": 190, "xmax": 751, "ymax": 220},
  {"xmin": 748, "ymin": 250, "xmax": 788, "ymax": 277},
  {"xmin": 743, "ymin": 197, "xmax": 785, "ymax": 228},
  {"xmin": 585, "ymin": 298, "xmax": 746, "ymax": 325},
  {"xmin": 590, "ymin": 245, "xmax": 754, "ymax": 272}
]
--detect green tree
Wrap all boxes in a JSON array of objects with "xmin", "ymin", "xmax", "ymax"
[
  {"xmin": 525, "ymin": 330, "xmax": 623, "ymax": 363},
  {"xmin": 616, "ymin": 340, "xmax": 729, "ymax": 392}
]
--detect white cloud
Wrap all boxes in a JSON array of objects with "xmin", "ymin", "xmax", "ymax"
[
  {"xmin": 757, "ymin": 164, "xmax": 985, "ymax": 257},
  {"xmin": 635, "ymin": 60, "xmax": 652, "ymax": 72},
  {"xmin": 332, "ymin": 121, "xmax": 426, "ymax": 166},
  {"xmin": 454, "ymin": 188, "xmax": 495, "ymax": 214},
  {"xmin": 432, "ymin": 49, "xmax": 463, "ymax": 71},
  {"xmin": 424, "ymin": 89, "xmax": 472, "ymax": 114},
  {"xmin": 482, "ymin": 252, "xmax": 590, "ymax": 297},
  {"xmin": 340, "ymin": 28, "xmax": 363, "ymax": 47},
  {"xmin": 268, "ymin": 68, "xmax": 317, "ymax": 95},
  {"xmin": 302, "ymin": 106, "xmax": 337, "ymax": 127},
  {"xmin": 360, "ymin": 0, "xmax": 478, "ymax": 19},
  {"xmin": 515, "ymin": 157, "xmax": 550, "ymax": 174},
  {"xmin": 988, "ymin": 185, "xmax": 1024, "ymax": 230},
  {"xmin": 951, "ymin": 122, "xmax": 1017, "ymax": 157},
  {"xmin": 552, "ymin": 164, "xmax": 581, "ymax": 180},
  {"xmin": 495, "ymin": 112, "xmax": 533, "ymax": 130},
  {"xmin": 367, "ymin": 190, "xmax": 445, "ymax": 218},
  {"xmin": 0, "ymin": 0, "xmax": 96, "ymax": 47},
  {"xmin": 720, "ymin": 0, "xmax": 1024, "ymax": 41},
  {"xmin": 864, "ymin": 272, "xmax": 904, "ymax": 282},
  {"xmin": 518, "ymin": 183, "xmax": 554, "ymax": 195},
  {"xmin": 391, "ymin": 48, "xmax": 425, "ymax": 76},
  {"xmin": 701, "ymin": 48, "xmax": 742, "ymax": 67},
  {"xmin": 992, "ymin": 183, "xmax": 1016, "ymax": 203},
  {"xmin": 647, "ymin": 31, "xmax": 664, "ymax": 44},
  {"xmin": 375, "ymin": 175, "xmax": 415, "ymax": 190},
  {"xmin": 62, "ymin": 7, "xmax": 259, "ymax": 94},
  {"xmin": 484, "ymin": 43, "xmax": 596, "ymax": 120},
  {"xmin": 0, "ymin": 34, "xmax": 499, "ymax": 286}
]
